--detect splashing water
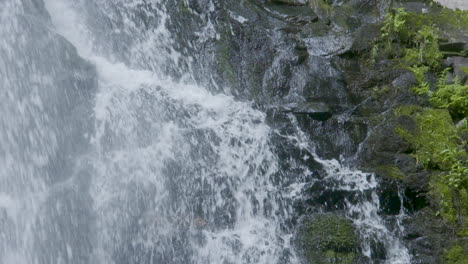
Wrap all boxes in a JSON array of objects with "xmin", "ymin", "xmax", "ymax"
[
  {"xmin": 0, "ymin": 0, "xmax": 413, "ymax": 263},
  {"xmin": 46, "ymin": 0, "xmax": 297, "ymax": 263}
]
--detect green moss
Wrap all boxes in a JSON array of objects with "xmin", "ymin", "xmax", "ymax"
[
  {"xmin": 444, "ymin": 242, "xmax": 468, "ymax": 264},
  {"xmin": 299, "ymin": 214, "xmax": 358, "ymax": 264},
  {"xmin": 393, "ymin": 104, "xmax": 422, "ymax": 117},
  {"xmin": 303, "ymin": 215, "xmax": 357, "ymax": 251},
  {"xmin": 324, "ymin": 250, "xmax": 356, "ymax": 264},
  {"xmin": 376, "ymin": 165, "xmax": 405, "ymax": 180},
  {"xmin": 462, "ymin": 67, "xmax": 468, "ymax": 75},
  {"xmin": 433, "ymin": 178, "xmax": 459, "ymax": 223}
]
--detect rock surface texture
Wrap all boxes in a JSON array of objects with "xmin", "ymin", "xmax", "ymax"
[
  {"xmin": 185, "ymin": 0, "xmax": 468, "ymax": 263},
  {"xmin": 1, "ymin": 0, "xmax": 466, "ymax": 263}
]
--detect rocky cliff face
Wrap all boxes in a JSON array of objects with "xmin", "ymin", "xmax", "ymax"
[
  {"xmin": 2, "ymin": 0, "xmax": 465, "ymax": 263},
  {"xmin": 171, "ymin": 0, "xmax": 467, "ymax": 263}
]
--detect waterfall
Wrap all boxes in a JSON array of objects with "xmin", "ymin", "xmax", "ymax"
[{"xmin": 0, "ymin": 0, "xmax": 413, "ymax": 263}]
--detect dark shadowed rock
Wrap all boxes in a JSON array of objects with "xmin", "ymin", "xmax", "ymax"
[
  {"xmin": 282, "ymin": 102, "xmax": 332, "ymax": 121},
  {"xmin": 446, "ymin": 56, "xmax": 468, "ymax": 84},
  {"xmin": 270, "ymin": 0, "xmax": 309, "ymax": 6}
]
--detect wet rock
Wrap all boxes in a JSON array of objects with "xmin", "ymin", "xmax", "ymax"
[
  {"xmin": 392, "ymin": 72, "xmax": 418, "ymax": 91},
  {"xmin": 445, "ymin": 56, "xmax": 468, "ymax": 84},
  {"xmin": 434, "ymin": 0, "xmax": 468, "ymax": 11},
  {"xmin": 360, "ymin": 118, "xmax": 412, "ymax": 166},
  {"xmin": 265, "ymin": 4, "xmax": 319, "ymax": 25},
  {"xmin": 304, "ymin": 34, "xmax": 354, "ymax": 57},
  {"xmin": 347, "ymin": 23, "xmax": 382, "ymax": 54},
  {"xmin": 440, "ymin": 42, "xmax": 468, "ymax": 58},
  {"xmin": 402, "ymin": 208, "xmax": 452, "ymax": 264},
  {"xmin": 270, "ymin": 0, "xmax": 309, "ymax": 6},
  {"xmin": 283, "ymin": 102, "xmax": 332, "ymax": 121}
]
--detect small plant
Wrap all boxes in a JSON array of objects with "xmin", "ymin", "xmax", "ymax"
[
  {"xmin": 381, "ymin": 8, "xmax": 408, "ymax": 43},
  {"xmin": 410, "ymin": 65, "xmax": 430, "ymax": 95},
  {"xmin": 411, "ymin": 68, "xmax": 468, "ymax": 119},
  {"xmin": 431, "ymin": 74, "xmax": 468, "ymax": 119},
  {"xmin": 374, "ymin": 8, "xmax": 443, "ymax": 69},
  {"xmin": 413, "ymin": 25, "xmax": 442, "ymax": 69}
]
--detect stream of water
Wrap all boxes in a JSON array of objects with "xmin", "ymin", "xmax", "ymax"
[{"xmin": 0, "ymin": 1, "xmax": 412, "ymax": 263}]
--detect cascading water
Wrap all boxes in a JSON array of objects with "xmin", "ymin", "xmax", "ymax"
[
  {"xmin": 286, "ymin": 116, "xmax": 412, "ymax": 263},
  {"xmin": 0, "ymin": 0, "xmax": 414, "ymax": 263}
]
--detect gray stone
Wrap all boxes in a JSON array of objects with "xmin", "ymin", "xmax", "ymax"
[
  {"xmin": 434, "ymin": 0, "xmax": 468, "ymax": 10},
  {"xmin": 446, "ymin": 56, "xmax": 468, "ymax": 84}
]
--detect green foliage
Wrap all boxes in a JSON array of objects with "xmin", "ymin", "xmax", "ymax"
[
  {"xmin": 412, "ymin": 25, "xmax": 442, "ymax": 69},
  {"xmin": 374, "ymin": 8, "xmax": 443, "ymax": 70},
  {"xmin": 375, "ymin": 6, "xmax": 468, "ymax": 255},
  {"xmin": 412, "ymin": 69, "xmax": 468, "ymax": 119},
  {"xmin": 373, "ymin": 5, "xmax": 468, "ymax": 70},
  {"xmin": 444, "ymin": 243, "xmax": 468, "ymax": 264},
  {"xmin": 410, "ymin": 65, "xmax": 430, "ymax": 95},
  {"xmin": 374, "ymin": 8, "xmax": 409, "ymax": 60},
  {"xmin": 374, "ymin": 7, "xmax": 468, "ymax": 118},
  {"xmin": 433, "ymin": 179, "xmax": 459, "ymax": 223},
  {"xmin": 381, "ymin": 8, "xmax": 408, "ymax": 43},
  {"xmin": 395, "ymin": 106, "xmax": 468, "ymax": 228},
  {"xmin": 462, "ymin": 67, "xmax": 468, "ymax": 75},
  {"xmin": 395, "ymin": 106, "xmax": 462, "ymax": 169},
  {"xmin": 431, "ymin": 73, "xmax": 468, "ymax": 119}
]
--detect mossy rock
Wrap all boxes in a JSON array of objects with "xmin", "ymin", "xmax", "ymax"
[
  {"xmin": 444, "ymin": 240, "xmax": 468, "ymax": 264},
  {"xmin": 297, "ymin": 214, "xmax": 358, "ymax": 264},
  {"xmin": 375, "ymin": 165, "xmax": 406, "ymax": 180}
]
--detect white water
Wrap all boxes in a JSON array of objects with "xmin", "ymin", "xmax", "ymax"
[
  {"xmin": 0, "ymin": 0, "xmax": 412, "ymax": 263},
  {"xmin": 45, "ymin": 0, "xmax": 298, "ymax": 263}
]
